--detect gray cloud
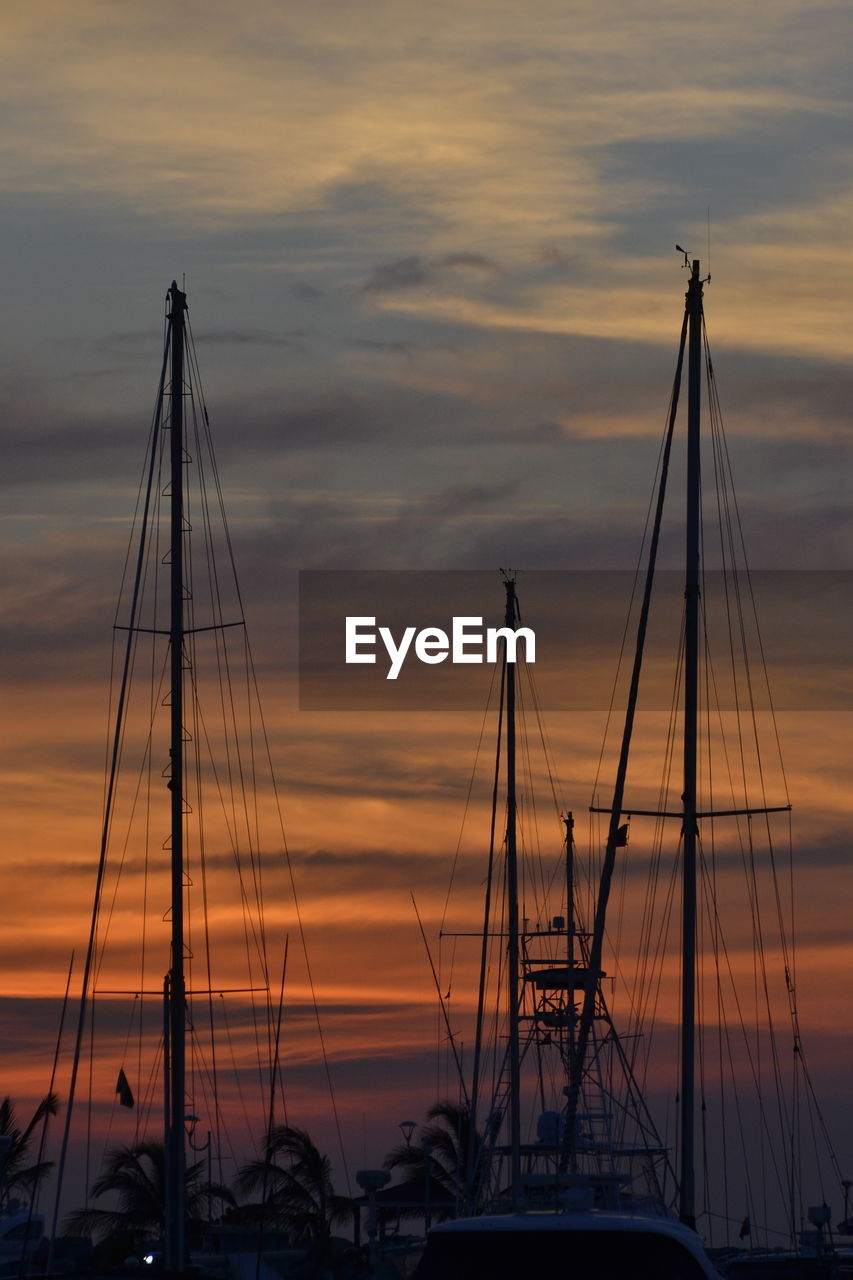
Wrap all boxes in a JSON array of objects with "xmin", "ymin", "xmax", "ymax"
[
  {"xmin": 362, "ymin": 252, "xmax": 502, "ymax": 295},
  {"xmin": 352, "ymin": 338, "xmax": 413, "ymax": 357},
  {"xmin": 196, "ymin": 327, "xmax": 309, "ymax": 350},
  {"xmin": 291, "ymin": 281, "xmax": 323, "ymax": 302}
]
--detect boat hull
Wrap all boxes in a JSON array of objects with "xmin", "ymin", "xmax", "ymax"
[{"xmin": 413, "ymin": 1210, "xmax": 722, "ymax": 1279}]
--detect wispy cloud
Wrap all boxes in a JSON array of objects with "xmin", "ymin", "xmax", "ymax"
[
  {"xmin": 362, "ymin": 252, "xmax": 501, "ymax": 294},
  {"xmin": 0, "ymin": 0, "xmax": 852, "ymax": 1178}
]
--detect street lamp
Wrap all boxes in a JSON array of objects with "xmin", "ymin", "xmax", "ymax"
[
  {"xmin": 356, "ymin": 1170, "xmax": 390, "ymax": 1257},
  {"xmin": 399, "ymin": 1120, "xmax": 417, "ymax": 1148}
]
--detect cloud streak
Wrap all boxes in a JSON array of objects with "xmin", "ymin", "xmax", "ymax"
[{"xmin": 0, "ymin": 0, "xmax": 851, "ymax": 1209}]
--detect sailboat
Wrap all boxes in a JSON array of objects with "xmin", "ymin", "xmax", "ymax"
[
  {"xmin": 413, "ymin": 256, "xmax": 834, "ymax": 1277},
  {"xmin": 575, "ymin": 257, "xmax": 842, "ymax": 1270},
  {"xmin": 50, "ymin": 283, "xmax": 294, "ymax": 1272}
]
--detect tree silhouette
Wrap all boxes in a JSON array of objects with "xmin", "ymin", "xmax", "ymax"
[
  {"xmin": 236, "ymin": 1125, "xmax": 351, "ymax": 1241},
  {"xmin": 0, "ymin": 1093, "xmax": 59, "ymax": 1209},
  {"xmin": 63, "ymin": 1140, "xmax": 233, "ymax": 1246},
  {"xmin": 384, "ymin": 1100, "xmax": 482, "ymax": 1207}
]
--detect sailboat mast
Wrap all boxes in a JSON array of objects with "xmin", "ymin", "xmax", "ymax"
[
  {"xmin": 565, "ymin": 813, "xmax": 575, "ymax": 1070},
  {"xmin": 165, "ymin": 280, "xmax": 188, "ymax": 1271},
  {"xmin": 679, "ymin": 258, "xmax": 703, "ymax": 1230},
  {"xmin": 504, "ymin": 577, "xmax": 522, "ymax": 1209}
]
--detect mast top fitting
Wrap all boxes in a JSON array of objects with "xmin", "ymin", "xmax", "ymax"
[{"xmin": 675, "ymin": 246, "xmax": 710, "ymax": 285}]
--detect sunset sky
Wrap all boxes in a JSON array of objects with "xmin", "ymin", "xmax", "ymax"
[{"xmin": 1, "ymin": 0, "xmax": 852, "ymax": 1237}]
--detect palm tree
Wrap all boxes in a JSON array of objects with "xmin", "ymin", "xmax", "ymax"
[
  {"xmin": 0, "ymin": 1093, "xmax": 59, "ymax": 1209},
  {"xmin": 236, "ymin": 1125, "xmax": 351, "ymax": 1242},
  {"xmin": 384, "ymin": 1100, "xmax": 482, "ymax": 1207},
  {"xmin": 63, "ymin": 1140, "xmax": 233, "ymax": 1246}
]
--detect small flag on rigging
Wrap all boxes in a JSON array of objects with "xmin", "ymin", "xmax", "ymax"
[{"xmin": 115, "ymin": 1068, "xmax": 135, "ymax": 1109}]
